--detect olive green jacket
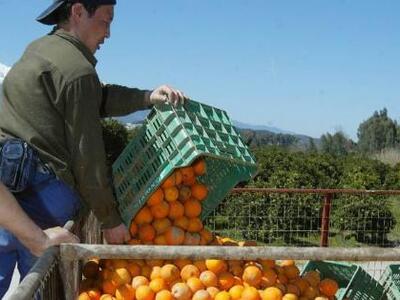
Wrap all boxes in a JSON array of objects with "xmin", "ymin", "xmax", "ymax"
[{"xmin": 0, "ymin": 29, "xmax": 150, "ymax": 228}]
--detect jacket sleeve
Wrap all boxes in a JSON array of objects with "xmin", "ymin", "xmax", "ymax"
[
  {"xmin": 64, "ymin": 75, "xmax": 122, "ymax": 229},
  {"xmin": 100, "ymin": 83, "xmax": 151, "ymax": 118}
]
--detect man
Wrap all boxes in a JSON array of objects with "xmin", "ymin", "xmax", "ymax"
[{"xmin": 0, "ymin": 0, "xmax": 186, "ymax": 296}]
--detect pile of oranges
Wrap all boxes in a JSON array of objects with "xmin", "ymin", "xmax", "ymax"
[{"xmin": 78, "ymin": 158, "xmax": 340, "ymax": 300}]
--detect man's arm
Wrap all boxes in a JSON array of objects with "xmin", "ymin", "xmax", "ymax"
[{"xmin": 0, "ymin": 183, "xmax": 79, "ymax": 256}]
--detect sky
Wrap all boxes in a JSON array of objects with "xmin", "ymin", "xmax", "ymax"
[{"xmin": 0, "ymin": 1, "xmax": 399, "ymax": 140}]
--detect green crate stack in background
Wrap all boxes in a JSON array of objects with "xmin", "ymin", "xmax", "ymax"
[
  {"xmin": 112, "ymin": 99, "xmax": 258, "ymax": 226},
  {"xmin": 301, "ymin": 261, "xmax": 386, "ymax": 300},
  {"xmin": 379, "ymin": 264, "xmax": 400, "ymax": 299}
]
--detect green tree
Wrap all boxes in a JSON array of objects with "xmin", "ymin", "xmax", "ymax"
[
  {"xmin": 357, "ymin": 108, "xmax": 398, "ymax": 153},
  {"xmin": 320, "ymin": 131, "xmax": 354, "ymax": 156},
  {"xmin": 101, "ymin": 118, "xmax": 129, "ymax": 166}
]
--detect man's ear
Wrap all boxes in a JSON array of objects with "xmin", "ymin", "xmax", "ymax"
[{"xmin": 70, "ymin": 2, "xmax": 85, "ymax": 21}]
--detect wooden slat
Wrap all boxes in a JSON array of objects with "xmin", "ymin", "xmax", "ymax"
[{"xmin": 60, "ymin": 244, "xmax": 400, "ymax": 262}]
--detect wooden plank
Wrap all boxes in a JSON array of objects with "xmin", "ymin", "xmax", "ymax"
[{"xmin": 60, "ymin": 244, "xmax": 400, "ymax": 262}]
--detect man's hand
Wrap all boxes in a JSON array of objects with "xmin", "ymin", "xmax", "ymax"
[
  {"xmin": 29, "ymin": 226, "xmax": 80, "ymax": 257},
  {"xmin": 103, "ymin": 223, "xmax": 131, "ymax": 244},
  {"xmin": 147, "ymin": 85, "xmax": 187, "ymax": 107}
]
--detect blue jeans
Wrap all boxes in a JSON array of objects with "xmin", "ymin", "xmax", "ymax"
[{"xmin": 0, "ymin": 165, "xmax": 81, "ymax": 298}]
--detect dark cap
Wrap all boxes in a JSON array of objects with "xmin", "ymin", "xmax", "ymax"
[{"xmin": 36, "ymin": 0, "xmax": 117, "ymax": 25}]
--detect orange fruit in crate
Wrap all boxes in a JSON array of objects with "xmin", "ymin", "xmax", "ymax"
[
  {"xmin": 283, "ymin": 265, "xmax": 300, "ymax": 280},
  {"xmin": 280, "ymin": 260, "xmax": 295, "ymax": 267},
  {"xmin": 113, "ymin": 259, "xmax": 129, "ymax": 269},
  {"xmin": 138, "ymin": 224, "xmax": 156, "ymax": 242},
  {"xmin": 149, "ymin": 277, "xmax": 167, "ymax": 292},
  {"xmin": 292, "ymin": 278, "xmax": 309, "ymax": 295},
  {"xmin": 200, "ymin": 270, "xmax": 219, "ymax": 287},
  {"xmin": 161, "ymin": 173, "xmax": 177, "ymax": 189},
  {"xmin": 191, "ymin": 183, "xmax": 208, "ymax": 201},
  {"xmin": 319, "ymin": 278, "xmax": 339, "ymax": 297},
  {"xmin": 155, "ymin": 290, "xmax": 174, "ymax": 300},
  {"xmin": 193, "ymin": 289, "xmax": 212, "ymax": 300},
  {"xmin": 164, "ymin": 186, "xmax": 179, "ymax": 202},
  {"xmin": 136, "ymin": 285, "xmax": 155, "ymax": 300},
  {"xmin": 168, "ymin": 201, "xmax": 185, "ymax": 219},
  {"xmin": 135, "ymin": 207, "xmax": 153, "ymax": 225},
  {"xmin": 174, "ymin": 216, "xmax": 189, "ymax": 230},
  {"xmin": 207, "ymin": 287, "xmax": 220, "ymax": 299},
  {"xmin": 282, "ymin": 293, "xmax": 298, "ymax": 300},
  {"xmin": 303, "ymin": 286, "xmax": 318, "ymax": 299},
  {"xmin": 115, "ymin": 283, "xmax": 135, "ymax": 300},
  {"xmin": 174, "ymin": 258, "xmax": 192, "ymax": 270},
  {"xmin": 148, "ymin": 188, "xmax": 164, "ymax": 206},
  {"xmin": 129, "ymin": 222, "xmax": 138, "ymax": 237},
  {"xmin": 187, "ymin": 277, "xmax": 205, "ymax": 293},
  {"xmin": 175, "ymin": 169, "xmax": 183, "ymax": 185},
  {"xmin": 258, "ymin": 259, "xmax": 275, "ymax": 270},
  {"xmin": 102, "ymin": 280, "xmax": 117, "ymax": 295},
  {"xmin": 100, "ymin": 295, "xmax": 116, "ymax": 300},
  {"xmin": 184, "ymin": 232, "xmax": 201, "ymax": 245},
  {"xmin": 179, "ymin": 186, "xmax": 192, "ymax": 202},
  {"xmin": 147, "ymin": 259, "xmax": 164, "ymax": 268},
  {"xmin": 165, "ymin": 226, "xmax": 185, "ymax": 245},
  {"xmin": 199, "ymin": 228, "xmax": 214, "ymax": 245},
  {"xmin": 181, "ymin": 264, "xmax": 201, "ymax": 281},
  {"xmin": 260, "ymin": 269, "xmax": 277, "ymax": 288},
  {"xmin": 132, "ymin": 275, "xmax": 150, "ymax": 289},
  {"xmin": 242, "ymin": 265, "xmax": 262, "ymax": 287},
  {"xmin": 261, "ymin": 287, "xmax": 283, "ymax": 300},
  {"xmin": 285, "ymin": 284, "xmax": 300, "ymax": 296},
  {"xmin": 171, "ymin": 282, "xmax": 193, "ymax": 300},
  {"xmin": 153, "ymin": 218, "xmax": 172, "ymax": 235},
  {"xmin": 184, "ymin": 199, "xmax": 202, "ymax": 218},
  {"xmin": 180, "ymin": 166, "xmax": 195, "ymax": 182},
  {"xmin": 111, "ymin": 268, "xmax": 131, "ymax": 286},
  {"xmin": 192, "ymin": 158, "xmax": 206, "ymax": 176},
  {"xmin": 229, "ymin": 285, "xmax": 244, "ymax": 300},
  {"xmin": 82, "ymin": 260, "xmax": 100, "ymax": 279},
  {"xmin": 160, "ymin": 264, "xmax": 180, "ymax": 283},
  {"xmin": 193, "ymin": 260, "xmax": 207, "ymax": 273},
  {"xmin": 127, "ymin": 261, "xmax": 141, "ymax": 277},
  {"xmin": 218, "ymin": 271, "xmax": 235, "ymax": 290},
  {"xmin": 214, "ymin": 291, "xmax": 231, "ymax": 300},
  {"xmin": 78, "ymin": 292, "xmax": 91, "ymax": 300},
  {"xmin": 150, "ymin": 201, "xmax": 170, "ymax": 219},
  {"xmin": 187, "ymin": 217, "xmax": 203, "ymax": 232},
  {"xmin": 150, "ymin": 266, "xmax": 162, "ymax": 280},
  {"xmin": 303, "ymin": 270, "xmax": 320, "ymax": 287},
  {"xmin": 205, "ymin": 260, "xmax": 227, "ymax": 275},
  {"xmin": 241, "ymin": 286, "xmax": 260, "ymax": 300}
]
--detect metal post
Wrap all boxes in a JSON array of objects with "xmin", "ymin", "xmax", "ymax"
[{"xmin": 320, "ymin": 193, "xmax": 332, "ymax": 247}]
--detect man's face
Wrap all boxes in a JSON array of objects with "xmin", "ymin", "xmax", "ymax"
[{"xmin": 76, "ymin": 5, "xmax": 114, "ymax": 54}]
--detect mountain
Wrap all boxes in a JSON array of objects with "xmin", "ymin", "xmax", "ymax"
[
  {"xmin": 233, "ymin": 120, "xmax": 294, "ymax": 134},
  {"xmin": 116, "ymin": 109, "xmax": 150, "ymax": 124}
]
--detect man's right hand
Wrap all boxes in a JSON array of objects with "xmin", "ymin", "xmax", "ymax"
[{"xmin": 103, "ymin": 223, "xmax": 131, "ymax": 244}]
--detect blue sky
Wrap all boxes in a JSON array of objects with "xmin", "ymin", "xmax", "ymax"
[{"xmin": 0, "ymin": 1, "xmax": 399, "ymax": 140}]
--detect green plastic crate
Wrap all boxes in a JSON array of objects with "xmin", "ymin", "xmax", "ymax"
[
  {"xmin": 112, "ymin": 99, "xmax": 258, "ymax": 226},
  {"xmin": 301, "ymin": 261, "xmax": 386, "ymax": 300},
  {"xmin": 379, "ymin": 264, "xmax": 400, "ymax": 299}
]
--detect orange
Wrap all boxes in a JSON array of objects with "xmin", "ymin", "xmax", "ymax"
[
  {"xmin": 111, "ymin": 268, "xmax": 132, "ymax": 286},
  {"xmin": 165, "ymin": 226, "xmax": 185, "ymax": 245},
  {"xmin": 229, "ymin": 264, "xmax": 243, "ymax": 277},
  {"xmin": 214, "ymin": 291, "xmax": 231, "ymax": 300},
  {"xmin": 285, "ymin": 284, "xmax": 300, "ymax": 296},
  {"xmin": 82, "ymin": 260, "xmax": 100, "ymax": 279},
  {"xmin": 173, "ymin": 258, "xmax": 193, "ymax": 270},
  {"xmin": 174, "ymin": 169, "xmax": 183, "ymax": 185},
  {"xmin": 174, "ymin": 216, "xmax": 189, "ymax": 230},
  {"xmin": 180, "ymin": 167, "xmax": 195, "ymax": 185},
  {"xmin": 127, "ymin": 261, "xmax": 141, "ymax": 277},
  {"xmin": 187, "ymin": 276, "xmax": 205, "ymax": 293},
  {"xmin": 164, "ymin": 186, "xmax": 179, "ymax": 202},
  {"xmin": 205, "ymin": 260, "xmax": 227, "ymax": 275},
  {"xmin": 148, "ymin": 188, "xmax": 164, "ymax": 206},
  {"xmin": 134, "ymin": 207, "xmax": 153, "ymax": 225},
  {"xmin": 261, "ymin": 287, "xmax": 283, "ymax": 300},
  {"xmin": 187, "ymin": 217, "xmax": 203, "ymax": 232},
  {"xmin": 115, "ymin": 283, "xmax": 135, "ymax": 300},
  {"xmin": 199, "ymin": 229, "xmax": 214, "ymax": 245},
  {"xmin": 283, "ymin": 265, "xmax": 300, "ymax": 280},
  {"xmin": 279, "ymin": 260, "xmax": 295, "ymax": 267},
  {"xmin": 303, "ymin": 270, "xmax": 320, "ymax": 287},
  {"xmin": 168, "ymin": 201, "xmax": 185, "ymax": 219},
  {"xmin": 138, "ymin": 224, "xmax": 156, "ymax": 242},
  {"xmin": 193, "ymin": 260, "xmax": 207, "ymax": 272},
  {"xmin": 153, "ymin": 218, "xmax": 172, "ymax": 235},
  {"xmin": 184, "ymin": 232, "xmax": 201, "ymax": 245},
  {"xmin": 149, "ymin": 277, "xmax": 167, "ymax": 293},
  {"xmin": 78, "ymin": 292, "xmax": 91, "ymax": 300},
  {"xmin": 113, "ymin": 260, "xmax": 129, "ymax": 269},
  {"xmin": 193, "ymin": 289, "xmax": 212, "ymax": 300},
  {"xmin": 100, "ymin": 295, "xmax": 116, "ymax": 300},
  {"xmin": 150, "ymin": 266, "xmax": 162, "ymax": 280},
  {"xmin": 292, "ymin": 278, "xmax": 309, "ymax": 295},
  {"xmin": 242, "ymin": 265, "xmax": 262, "ymax": 287},
  {"xmin": 191, "ymin": 183, "xmax": 208, "ymax": 201},
  {"xmin": 218, "ymin": 272, "xmax": 235, "ymax": 290},
  {"xmin": 282, "ymin": 294, "xmax": 297, "ymax": 300},
  {"xmin": 207, "ymin": 287, "xmax": 220, "ymax": 299},
  {"xmin": 150, "ymin": 201, "xmax": 170, "ymax": 219},
  {"xmin": 303, "ymin": 286, "xmax": 318, "ymax": 299},
  {"xmin": 181, "ymin": 264, "xmax": 200, "ymax": 281},
  {"xmin": 319, "ymin": 278, "xmax": 339, "ymax": 297},
  {"xmin": 155, "ymin": 290, "xmax": 173, "ymax": 300},
  {"xmin": 179, "ymin": 186, "xmax": 192, "ymax": 202},
  {"xmin": 258, "ymin": 260, "xmax": 275, "ymax": 270},
  {"xmin": 132, "ymin": 276, "xmax": 150, "ymax": 289},
  {"xmin": 171, "ymin": 282, "xmax": 192, "ymax": 300},
  {"xmin": 102, "ymin": 280, "xmax": 117, "ymax": 295},
  {"xmin": 184, "ymin": 199, "xmax": 202, "ymax": 218},
  {"xmin": 127, "ymin": 239, "xmax": 141, "ymax": 245},
  {"xmin": 136, "ymin": 285, "xmax": 155, "ymax": 300},
  {"xmin": 129, "ymin": 222, "xmax": 138, "ymax": 237},
  {"xmin": 160, "ymin": 264, "xmax": 180, "ymax": 283},
  {"xmin": 87, "ymin": 289, "xmax": 101, "ymax": 300},
  {"xmin": 147, "ymin": 259, "xmax": 164, "ymax": 268},
  {"xmin": 241, "ymin": 287, "xmax": 260, "ymax": 300},
  {"xmin": 192, "ymin": 158, "xmax": 206, "ymax": 176},
  {"xmin": 259, "ymin": 268, "xmax": 277, "ymax": 288},
  {"xmin": 200, "ymin": 270, "xmax": 218, "ymax": 287},
  {"xmin": 141, "ymin": 265, "xmax": 152, "ymax": 278},
  {"xmin": 161, "ymin": 173, "xmax": 176, "ymax": 189},
  {"xmin": 228, "ymin": 285, "xmax": 244, "ymax": 300}
]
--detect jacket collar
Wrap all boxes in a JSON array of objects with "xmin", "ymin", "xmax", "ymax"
[{"xmin": 53, "ymin": 28, "xmax": 98, "ymax": 67}]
